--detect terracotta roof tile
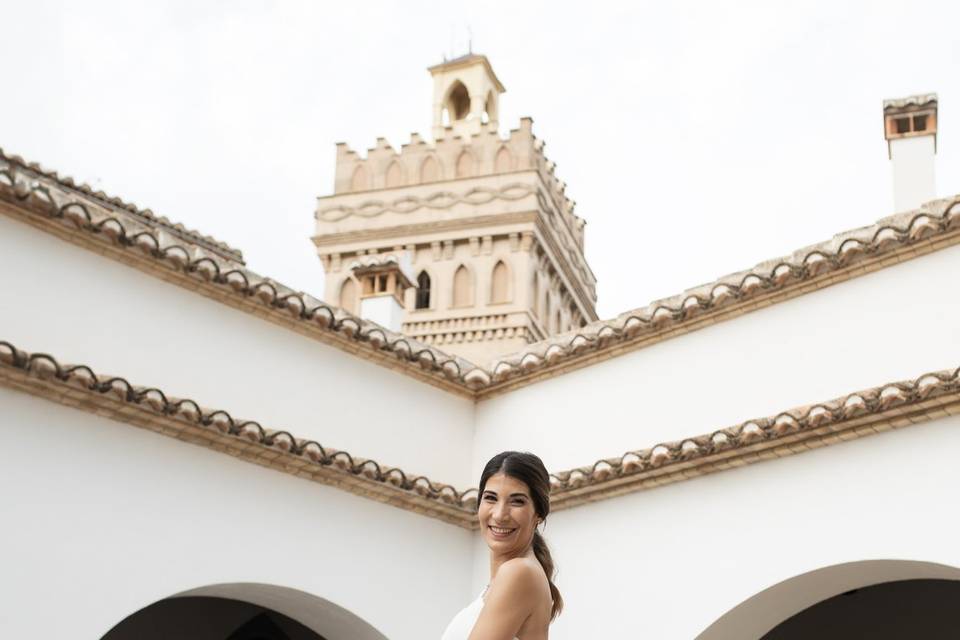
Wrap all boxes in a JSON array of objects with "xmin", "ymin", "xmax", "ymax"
[
  {"xmin": 4, "ymin": 146, "xmax": 960, "ymax": 398},
  {"xmin": 0, "ymin": 339, "xmax": 479, "ymax": 528},
  {"xmin": 3, "ymin": 338, "xmax": 959, "ymax": 523}
]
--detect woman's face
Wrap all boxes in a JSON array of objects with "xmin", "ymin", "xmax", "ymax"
[{"xmin": 478, "ymin": 472, "xmax": 539, "ymax": 556}]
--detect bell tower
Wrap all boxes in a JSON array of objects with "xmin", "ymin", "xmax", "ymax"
[
  {"xmin": 429, "ymin": 54, "xmax": 505, "ymax": 140},
  {"xmin": 314, "ymin": 56, "xmax": 598, "ymax": 365}
]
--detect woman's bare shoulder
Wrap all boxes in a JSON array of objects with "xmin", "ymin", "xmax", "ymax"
[{"xmin": 492, "ymin": 557, "xmax": 548, "ymax": 593}]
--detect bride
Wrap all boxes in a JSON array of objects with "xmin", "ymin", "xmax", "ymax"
[{"xmin": 441, "ymin": 451, "xmax": 563, "ymax": 640}]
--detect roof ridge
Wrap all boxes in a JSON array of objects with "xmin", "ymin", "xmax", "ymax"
[
  {"xmin": 2, "ymin": 337, "xmax": 957, "ymax": 523},
  {"xmin": 0, "ymin": 154, "xmax": 484, "ymax": 395},
  {"xmin": 0, "ymin": 339, "xmax": 479, "ymax": 529},
  {"xmin": 548, "ymin": 362, "xmax": 960, "ymax": 510},
  {"xmin": 0, "ymin": 147, "xmax": 244, "ymax": 263},
  {"xmin": 4, "ymin": 147, "xmax": 960, "ymax": 398},
  {"xmin": 481, "ymin": 196, "xmax": 960, "ymax": 394}
]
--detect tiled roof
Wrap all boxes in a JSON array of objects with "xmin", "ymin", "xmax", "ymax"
[
  {"xmin": 883, "ymin": 93, "xmax": 937, "ymax": 110},
  {"xmin": 3, "ymin": 338, "xmax": 958, "ymax": 527},
  {"xmin": 548, "ymin": 364, "xmax": 960, "ymax": 509},
  {"xmin": 0, "ymin": 339, "xmax": 479, "ymax": 528},
  {"xmin": 0, "ymin": 150, "xmax": 481, "ymax": 397},
  {"xmin": 0, "ymin": 148, "xmax": 244, "ymax": 263},
  {"xmin": 3, "ymin": 146, "xmax": 960, "ymax": 398},
  {"xmin": 481, "ymin": 196, "xmax": 960, "ymax": 396}
]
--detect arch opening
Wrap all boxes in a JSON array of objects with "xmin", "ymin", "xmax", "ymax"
[
  {"xmin": 697, "ymin": 559, "xmax": 960, "ymax": 640},
  {"xmin": 101, "ymin": 583, "xmax": 388, "ymax": 640},
  {"xmin": 445, "ymin": 81, "xmax": 470, "ymax": 121},
  {"xmin": 415, "ymin": 270, "xmax": 431, "ymax": 309}
]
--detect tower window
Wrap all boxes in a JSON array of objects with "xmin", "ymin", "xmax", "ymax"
[
  {"xmin": 894, "ymin": 117, "xmax": 911, "ymax": 134},
  {"xmin": 446, "ymin": 81, "xmax": 470, "ymax": 121},
  {"xmin": 913, "ymin": 115, "xmax": 928, "ymax": 131},
  {"xmin": 452, "ymin": 265, "xmax": 473, "ymax": 307},
  {"xmin": 491, "ymin": 261, "xmax": 510, "ymax": 303},
  {"xmin": 416, "ymin": 271, "xmax": 431, "ymax": 309}
]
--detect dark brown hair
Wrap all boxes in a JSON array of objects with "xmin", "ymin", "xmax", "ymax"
[{"xmin": 479, "ymin": 451, "xmax": 563, "ymax": 620}]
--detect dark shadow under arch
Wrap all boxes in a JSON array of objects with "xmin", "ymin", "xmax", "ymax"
[
  {"xmin": 102, "ymin": 583, "xmax": 388, "ymax": 640},
  {"xmin": 762, "ymin": 579, "xmax": 960, "ymax": 639},
  {"xmin": 697, "ymin": 559, "xmax": 960, "ymax": 640}
]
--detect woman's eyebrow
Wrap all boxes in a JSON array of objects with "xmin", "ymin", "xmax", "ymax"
[{"xmin": 509, "ymin": 492, "xmax": 529, "ymax": 498}]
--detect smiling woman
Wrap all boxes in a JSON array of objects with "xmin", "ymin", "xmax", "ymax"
[{"xmin": 441, "ymin": 452, "xmax": 561, "ymax": 640}]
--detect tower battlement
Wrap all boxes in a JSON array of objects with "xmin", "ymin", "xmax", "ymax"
[
  {"xmin": 332, "ymin": 117, "xmax": 584, "ymax": 247},
  {"xmin": 314, "ymin": 55, "xmax": 597, "ymax": 363}
]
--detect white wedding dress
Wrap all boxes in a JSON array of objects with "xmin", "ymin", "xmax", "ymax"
[{"xmin": 440, "ymin": 588, "xmax": 519, "ymax": 640}]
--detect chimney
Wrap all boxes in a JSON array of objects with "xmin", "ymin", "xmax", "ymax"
[
  {"xmin": 349, "ymin": 252, "xmax": 415, "ymax": 332},
  {"xmin": 883, "ymin": 93, "xmax": 938, "ymax": 212}
]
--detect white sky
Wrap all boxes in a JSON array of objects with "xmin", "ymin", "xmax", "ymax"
[{"xmin": 3, "ymin": 1, "xmax": 958, "ymax": 318}]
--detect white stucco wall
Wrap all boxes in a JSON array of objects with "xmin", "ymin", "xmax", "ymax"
[
  {"xmin": 539, "ymin": 413, "xmax": 960, "ymax": 639},
  {"xmin": 0, "ymin": 389, "xmax": 472, "ymax": 640},
  {"xmin": 0, "ymin": 214, "xmax": 475, "ymax": 487},
  {"xmin": 473, "ymin": 243, "xmax": 960, "ymax": 477}
]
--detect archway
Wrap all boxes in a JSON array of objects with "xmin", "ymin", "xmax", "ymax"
[
  {"xmin": 101, "ymin": 583, "xmax": 388, "ymax": 640},
  {"xmin": 763, "ymin": 579, "xmax": 960, "ymax": 638},
  {"xmin": 697, "ymin": 560, "xmax": 960, "ymax": 640}
]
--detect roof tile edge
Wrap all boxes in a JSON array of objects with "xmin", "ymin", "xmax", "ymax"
[
  {"xmin": 548, "ymin": 362, "xmax": 960, "ymax": 510},
  {"xmin": 0, "ymin": 339, "xmax": 480, "ymax": 529},
  {"xmin": 2, "ymin": 337, "xmax": 956, "ymax": 523},
  {"xmin": 0, "ymin": 152, "xmax": 481, "ymax": 397},
  {"xmin": 0, "ymin": 148, "xmax": 245, "ymax": 264},
  {"xmin": 5, "ymin": 147, "xmax": 960, "ymax": 398},
  {"xmin": 482, "ymin": 196, "xmax": 960, "ymax": 396}
]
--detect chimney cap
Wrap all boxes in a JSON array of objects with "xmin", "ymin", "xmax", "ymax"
[{"xmin": 883, "ymin": 93, "xmax": 938, "ymax": 112}]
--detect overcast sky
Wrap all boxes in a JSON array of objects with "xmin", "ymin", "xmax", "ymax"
[{"xmin": 3, "ymin": 1, "xmax": 958, "ymax": 318}]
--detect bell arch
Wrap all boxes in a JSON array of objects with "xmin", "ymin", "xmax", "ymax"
[
  {"xmin": 696, "ymin": 559, "xmax": 960, "ymax": 640},
  {"xmin": 444, "ymin": 80, "xmax": 470, "ymax": 122},
  {"xmin": 100, "ymin": 582, "xmax": 388, "ymax": 640}
]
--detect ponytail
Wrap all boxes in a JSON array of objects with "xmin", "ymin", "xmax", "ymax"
[{"xmin": 532, "ymin": 530, "xmax": 563, "ymax": 620}]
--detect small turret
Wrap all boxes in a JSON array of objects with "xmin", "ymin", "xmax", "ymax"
[{"xmin": 428, "ymin": 54, "xmax": 506, "ymax": 140}]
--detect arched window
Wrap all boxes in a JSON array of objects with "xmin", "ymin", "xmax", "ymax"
[
  {"xmin": 494, "ymin": 147, "xmax": 513, "ymax": 173},
  {"xmin": 544, "ymin": 296, "xmax": 552, "ymax": 331},
  {"xmin": 490, "ymin": 261, "xmax": 510, "ymax": 303},
  {"xmin": 415, "ymin": 271, "xmax": 431, "ymax": 310},
  {"xmin": 445, "ymin": 81, "xmax": 470, "ymax": 121},
  {"xmin": 350, "ymin": 165, "xmax": 369, "ymax": 192},
  {"xmin": 452, "ymin": 265, "xmax": 472, "ymax": 307},
  {"xmin": 385, "ymin": 161, "xmax": 402, "ymax": 188},
  {"xmin": 339, "ymin": 278, "xmax": 358, "ymax": 314},
  {"xmin": 456, "ymin": 151, "xmax": 474, "ymax": 178},
  {"xmin": 420, "ymin": 156, "xmax": 440, "ymax": 183}
]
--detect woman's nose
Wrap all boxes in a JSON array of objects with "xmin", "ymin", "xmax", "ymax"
[{"xmin": 492, "ymin": 501, "xmax": 509, "ymax": 520}]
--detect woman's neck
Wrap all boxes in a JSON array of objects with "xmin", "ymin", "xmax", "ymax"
[{"xmin": 488, "ymin": 546, "xmax": 534, "ymax": 581}]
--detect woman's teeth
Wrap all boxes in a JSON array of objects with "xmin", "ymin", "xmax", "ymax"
[{"xmin": 490, "ymin": 526, "xmax": 515, "ymax": 535}]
